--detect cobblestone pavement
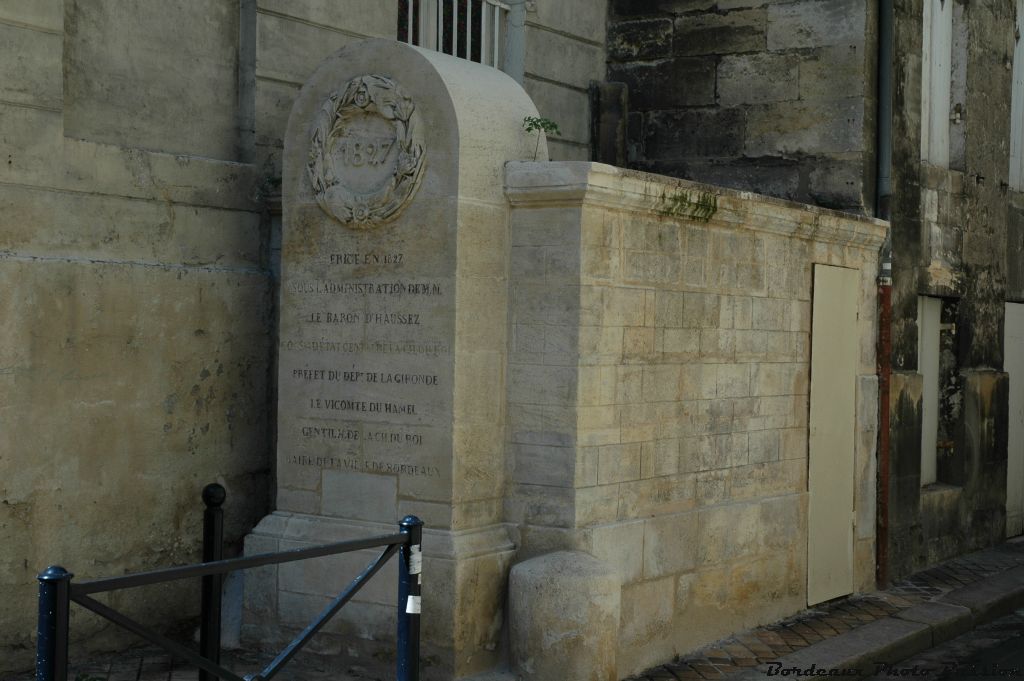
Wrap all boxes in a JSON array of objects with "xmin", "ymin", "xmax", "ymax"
[
  {"xmin": 628, "ymin": 539, "xmax": 1024, "ymax": 681},
  {"xmin": 2, "ymin": 646, "xmax": 375, "ymax": 681}
]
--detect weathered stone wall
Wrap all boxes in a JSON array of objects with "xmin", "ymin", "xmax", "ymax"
[
  {"xmin": 0, "ymin": 1, "xmax": 271, "ymax": 671},
  {"xmin": 607, "ymin": 0, "xmax": 877, "ymax": 213},
  {"xmin": 64, "ymin": 0, "xmax": 245, "ymax": 160},
  {"xmin": 250, "ymin": 1, "xmax": 397, "ymax": 188},
  {"xmin": 1009, "ymin": 192, "xmax": 1024, "ymax": 302},
  {"xmin": 885, "ymin": 0, "xmax": 1015, "ymax": 579},
  {"xmin": 505, "ymin": 162, "xmax": 884, "ymax": 677},
  {"xmin": 522, "ymin": 1, "xmax": 608, "ymax": 161}
]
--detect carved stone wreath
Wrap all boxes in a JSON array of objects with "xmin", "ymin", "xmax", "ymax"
[{"xmin": 307, "ymin": 75, "xmax": 425, "ymax": 226}]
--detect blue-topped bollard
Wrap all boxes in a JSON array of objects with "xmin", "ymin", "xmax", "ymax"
[
  {"xmin": 199, "ymin": 483, "xmax": 225, "ymax": 681},
  {"xmin": 36, "ymin": 565, "xmax": 72, "ymax": 681},
  {"xmin": 397, "ymin": 515, "xmax": 423, "ymax": 681}
]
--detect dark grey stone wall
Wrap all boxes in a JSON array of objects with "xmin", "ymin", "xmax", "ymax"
[
  {"xmin": 607, "ymin": 0, "xmax": 877, "ymax": 213},
  {"xmin": 885, "ymin": 0, "xmax": 1015, "ymax": 580},
  {"xmin": 1009, "ymin": 195, "xmax": 1024, "ymax": 302}
]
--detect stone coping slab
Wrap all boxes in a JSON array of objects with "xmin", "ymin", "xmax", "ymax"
[{"xmin": 505, "ymin": 161, "xmax": 888, "ymax": 250}]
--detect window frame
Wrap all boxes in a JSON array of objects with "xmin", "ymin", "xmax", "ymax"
[
  {"xmin": 1010, "ymin": 0, "xmax": 1024, "ymax": 190},
  {"xmin": 921, "ymin": 0, "xmax": 953, "ymax": 168},
  {"xmin": 397, "ymin": 0, "xmax": 524, "ymax": 81}
]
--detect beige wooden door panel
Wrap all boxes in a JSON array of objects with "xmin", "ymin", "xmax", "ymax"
[
  {"xmin": 1006, "ymin": 303, "xmax": 1024, "ymax": 537},
  {"xmin": 807, "ymin": 265, "xmax": 857, "ymax": 605}
]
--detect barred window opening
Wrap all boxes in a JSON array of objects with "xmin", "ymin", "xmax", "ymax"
[{"xmin": 398, "ymin": 0, "xmax": 510, "ymax": 71}]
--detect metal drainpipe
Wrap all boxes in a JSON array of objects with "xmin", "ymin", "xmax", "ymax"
[
  {"xmin": 504, "ymin": 0, "xmax": 527, "ymax": 85},
  {"xmin": 877, "ymin": 261, "xmax": 892, "ymax": 588},
  {"xmin": 875, "ymin": 0, "xmax": 894, "ymax": 588},
  {"xmin": 876, "ymin": 0, "xmax": 894, "ymax": 221}
]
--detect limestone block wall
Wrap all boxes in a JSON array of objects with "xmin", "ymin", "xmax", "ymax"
[
  {"xmin": 607, "ymin": 0, "xmax": 877, "ymax": 213},
  {"xmin": 0, "ymin": 1, "xmax": 271, "ymax": 671},
  {"xmin": 505, "ymin": 162, "xmax": 885, "ymax": 677}
]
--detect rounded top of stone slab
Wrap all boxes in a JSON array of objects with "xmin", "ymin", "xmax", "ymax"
[{"xmin": 283, "ymin": 38, "xmax": 543, "ymax": 224}]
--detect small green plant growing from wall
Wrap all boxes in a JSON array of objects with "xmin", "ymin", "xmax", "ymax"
[
  {"xmin": 659, "ymin": 188, "xmax": 718, "ymax": 222},
  {"xmin": 523, "ymin": 116, "xmax": 561, "ymax": 161}
]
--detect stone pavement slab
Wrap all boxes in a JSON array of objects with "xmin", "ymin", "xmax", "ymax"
[
  {"xmin": 863, "ymin": 609, "xmax": 1024, "ymax": 680},
  {"xmin": 629, "ymin": 538, "xmax": 1024, "ymax": 681},
  {"xmin": 938, "ymin": 565, "xmax": 1024, "ymax": 622},
  {"xmin": 771, "ymin": 618, "xmax": 931, "ymax": 676},
  {"xmin": 1, "ymin": 646, "xmax": 373, "ymax": 681}
]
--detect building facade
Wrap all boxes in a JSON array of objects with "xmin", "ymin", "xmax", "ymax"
[{"xmin": 1, "ymin": 0, "xmax": 1022, "ymax": 675}]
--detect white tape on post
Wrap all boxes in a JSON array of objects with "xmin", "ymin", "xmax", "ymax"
[
  {"xmin": 406, "ymin": 595, "xmax": 421, "ymax": 614},
  {"xmin": 409, "ymin": 545, "xmax": 422, "ymax": 575}
]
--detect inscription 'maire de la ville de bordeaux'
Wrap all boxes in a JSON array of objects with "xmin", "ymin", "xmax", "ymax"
[{"xmin": 284, "ymin": 74, "xmax": 442, "ymax": 479}]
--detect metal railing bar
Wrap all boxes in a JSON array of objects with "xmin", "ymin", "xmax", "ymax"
[
  {"xmin": 492, "ymin": 0, "xmax": 500, "ymax": 68},
  {"xmin": 437, "ymin": 0, "xmax": 444, "ymax": 54},
  {"xmin": 410, "ymin": 0, "xmax": 511, "ymax": 68},
  {"xmin": 452, "ymin": 0, "xmax": 458, "ymax": 59},
  {"xmin": 258, "ymin": 544, "xmax": 401, "ymax": 681},
  {"xmin": 35, "ymin": 481, "xmax": 422, "ymax": 681},
  {"xmin": 70, "ymin": 593, "xmax": 247, "ymax": 681},
  {"xmin": 417, "ymin": 0, "xmax": 425, "ymax": 47},
  {"xmin": 407, "ymin": 0, "xmax": 414, "ymax": 44},
  {"xmin": 74, "ymin": 533, "xmax": 406, "ymax": 595},
  {"xmin": 479, "ymin": 0, "xmax": 489, "ymax": 65}
]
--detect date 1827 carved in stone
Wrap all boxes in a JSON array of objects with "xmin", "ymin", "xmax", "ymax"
[{"xmin": 307, "ymin": 75, "xmax": 426, "ymax": 226}]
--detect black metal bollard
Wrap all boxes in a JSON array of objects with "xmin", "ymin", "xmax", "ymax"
[
  {"xmin": 199, "ymin": 483, "xmax": 225, "ymax": 681},
  {"xmin": 397, "ymin": 515, "xmax": 423, "ymax": 681},
  {"xmin": 36, "ymin": 565, "xmax": 72, "ymax": 681}
]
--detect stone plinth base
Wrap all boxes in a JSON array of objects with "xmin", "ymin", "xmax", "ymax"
[{"xmin": 242, "ymin": 512, "xmax": 515, "ymax": 680}]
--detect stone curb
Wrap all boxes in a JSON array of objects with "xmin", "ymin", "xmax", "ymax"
[
  {"xmin": 894, "ymin": 601, "xmax": 973, "ymax": 644},
  {"xmin": 937, "ymin": 565, "xmax": 1024, "ymax": 623},
  {"xmin": 751, "ymin": 618, "xmax": 931, "ymax": 677},
  {"xmin": 734, "ymin": 568, "xmax": 1024, "ymax": 679}
]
